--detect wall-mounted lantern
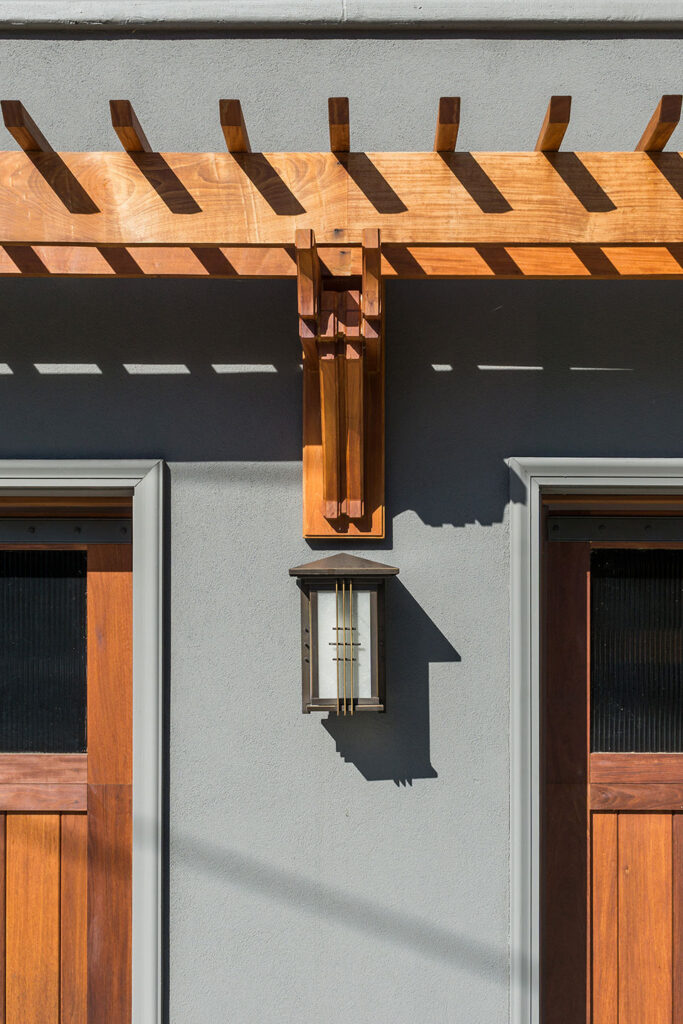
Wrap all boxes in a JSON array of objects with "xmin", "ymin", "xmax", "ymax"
[{"xmin": 289, "ymin": 553, "xmax": 399, "ymax": 715}]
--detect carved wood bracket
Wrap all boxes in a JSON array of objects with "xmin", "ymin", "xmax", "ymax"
[{"xmin": 296, "ymin": 228, "xmax": 385, "ymax": 539}]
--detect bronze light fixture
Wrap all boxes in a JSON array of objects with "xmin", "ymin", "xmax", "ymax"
[{"xmin": 289, "ymin": 553, "xmax": 399, "ymax": 714}]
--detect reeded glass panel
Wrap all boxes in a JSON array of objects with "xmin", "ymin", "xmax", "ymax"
[
  {"xmin": 316, "ymin": 586, "xmax": 372, "ymax": 700},
  {"xmin": 0, "ymin": 550, "xmax": 86, "ymax": 752},
  {"xmin": 591, "ymin": 549, "xmax": 683, "ymax": 752}
]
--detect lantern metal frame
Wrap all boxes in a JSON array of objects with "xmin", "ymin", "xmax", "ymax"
[{"xmin": 289, "ymin": 553, "xmax": 399, "ymax": 714}]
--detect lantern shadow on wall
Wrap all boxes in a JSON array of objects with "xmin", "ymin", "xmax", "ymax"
[{"xmin": 290, "ymin": 555, "xmax": 460, "ymax": 785}]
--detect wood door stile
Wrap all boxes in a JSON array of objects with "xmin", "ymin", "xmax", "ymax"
[
  {"xmin": 541, "ymin": 540, "xmax": 590, "ymax": 1023},
  {"xmin": 592, "ymin": 813, "xmax": 618, "ymax": 1024},
  {"xmin": 86, "ymin": 543, "xmax": 133, "ymax": 1024},
  {"xmin": 61, "ymin": 814, "xmax": 88, "ymax": 1024}
]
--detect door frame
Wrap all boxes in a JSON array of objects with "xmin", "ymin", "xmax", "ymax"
[
  {"xmin": 508, "ymin": 457, "xmax": 683, "ymax": 1024},
  {"xmin": 0, "ymin": 459, "xmax": 163, "ymax": 1024}
]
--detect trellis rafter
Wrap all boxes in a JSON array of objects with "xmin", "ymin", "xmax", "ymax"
[{"xmin": 0, "ymin": 94, "xmax": 680, "ymax": 537}]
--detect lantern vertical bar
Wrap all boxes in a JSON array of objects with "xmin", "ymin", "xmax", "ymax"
[
  {"xmin": 335, "ymin": 580, "xmax": 340, "ymax": 714},
  {"xmin": 342, "ymin": 580, "xmax": 347, "ymax": 714},
  {"xmin": 349, "ymin": 579, "xmax": 354, "ymax": 714}
]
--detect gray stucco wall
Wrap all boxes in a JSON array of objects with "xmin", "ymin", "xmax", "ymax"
[{"xmin": 0, "ymin": 29, "xmax": 681, "ymax": 1024}]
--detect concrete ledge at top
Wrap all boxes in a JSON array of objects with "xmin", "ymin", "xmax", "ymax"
[{"xmin": 0, "ymin": 0, "xmax": 682, "ymax": 30}]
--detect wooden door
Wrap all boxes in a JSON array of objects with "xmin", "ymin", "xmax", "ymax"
[
  {"xmin": 542, "ymin": 504, "xmax": 683, "ymax": 1024},
  {"xmin": 0, "ymin": 533, "xmax": 132, "ymax": 1024}
]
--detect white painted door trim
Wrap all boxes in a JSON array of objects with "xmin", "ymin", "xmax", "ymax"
[
  {"xmin": 0, "ymin": 459, "xmax": 163, "ymax": 1024},
  {"xmin": 507, "ymin": 457, "xmax": 683, "ymax": 1024}
]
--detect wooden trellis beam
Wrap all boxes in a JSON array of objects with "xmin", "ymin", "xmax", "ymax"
[
  {"xmin": 0, "ymin": 150, "xmax": 679, "ymax": 248},
  {"xmin": 636, "ymin": 94, "xmax": 682, "ymax": 152},
  {"xmin": 220, "ymin": 100, "xmax": 251, "ymax": 153},
  {"xmin": 0, "ymin": 101, "xmax": 51, "ymax": 152},
  {"xmin": 434, "ymin": 97, "xmax": 460, "ymax": 152}
]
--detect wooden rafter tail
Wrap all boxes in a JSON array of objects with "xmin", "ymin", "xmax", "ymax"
[
  {"xmin": 328, "ymin": 97, "xmax": 350, "ymax": 153},
  {"xmin": 0, "ymin": 101, "xmax": 52, "ymax": 152},
  {"xmin": 636, "ymin": 94, "xmax": 682, "ymax": 152},
  {"xmin": 219, "ymin": 99, "xmax": 251, "ymax": 153},
  {"xmin": 535, "ymin": 95, "xmax": 571, "ymax": 152},
  {"xmin": 434, "ymin": 97, "xmax": 460, "ymax": 152},
  {"xmin": 109, "ymin": 100, "xmax": 152, "ymax": 153}
]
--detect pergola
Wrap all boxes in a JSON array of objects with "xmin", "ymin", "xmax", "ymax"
[{"xmin": 0, "ymin": 94, "xmax": 681, "ymax": 538}]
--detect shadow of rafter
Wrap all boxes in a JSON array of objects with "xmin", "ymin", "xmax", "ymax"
[
  {"xmin": 232, "ymin": 153, "xmax": 306, "ymax": 216},
  {"xmin": 336, "ymin": 152, "xmax": 408, "ymax": 214},
  {"xmin": 27, "ymin": 152, "xmax": 99, "ymax": 215},
  {"xmin": 438, "ymin": 153, "xmax": 512, "ymax": 213},
  {"xmin": 130, "ymin": 153, "xmax": 202, "ymax": 215},
  {"xmin": 543, "ymin": 152, "xmax": 616, "ymax": 213},
  {"xmin": 647, "ymin": 152, "xmax": 683, "ymax": 200}
]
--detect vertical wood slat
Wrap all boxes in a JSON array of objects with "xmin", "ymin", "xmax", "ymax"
[
  {"xmin": 618, "ymin": 813, "xmax": 672, "ymax": 1024},
  {"xmin": 87, "ymin": 785, "xmax": 132, "ymax": 1024},
  {"xmin": 5, "ymin": 814, "xmax": 60, "ymax": 1024},
  {"xmin": 0, "ymin": 814, "xmax": 4, "ymax": 1024},
  {"xmin": 87, "ymin": 544, "xmax": 132, "ymax": 785},
  {"xmin": 674, "ymin": 814, "xmax": 683, "ymax": 1023},
  {"xmin": 61, "ymin": 814, "xmax": 88, "ymax": 1024},
  {"xmin": 318, "ymin": 342, "xmax": 342, "ymax": 520},
  {"xmin": 592, "ymin": 813, "xmax": 618, "ymax": 1024}
]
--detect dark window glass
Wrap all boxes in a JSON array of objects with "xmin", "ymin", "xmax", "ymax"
[
  {"xmin": 591, "ymin": 549, "xmax": 683, "ymax": 752},
  {"xmin": 0, "ymin": 551, "xmax": 86, "ymax": 752}
]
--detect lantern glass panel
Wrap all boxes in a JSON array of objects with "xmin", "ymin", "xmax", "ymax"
[{"xmin": 316, "ymin": 586, "xmax": 372, "ymax": 700}]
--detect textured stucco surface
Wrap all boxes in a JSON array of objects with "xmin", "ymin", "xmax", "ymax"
[{"xmin": 0, "ymin": 30, "xmax": 681, "ymax": 1024}]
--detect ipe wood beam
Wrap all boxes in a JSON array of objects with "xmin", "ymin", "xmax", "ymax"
[
  {"xmin": 636, "ymin": 94, "xmax": 682, "ymax": 152},
  {"xmin": 299, "ymin": 228, "xmax": 384, "ymax": 539}
]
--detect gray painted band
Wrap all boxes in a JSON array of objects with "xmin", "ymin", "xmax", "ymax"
[
  {"xmin": 0, "ymin": 517, "xmax": 131, "ymax": 543},
  {"xmin": 0, "ymin": 0, "xmax": 681, "ymax": 30}
]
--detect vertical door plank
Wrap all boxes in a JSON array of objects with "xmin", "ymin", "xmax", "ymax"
[
  {"xmin": 673, "ymin": 815, "xmax": 683, "ymax": 1023},
  {"xmin": 5, "ymin": 814, "xmax": 60, "ymax": 1024},
  {"xmin": 0, "ymin": 814, "xmax": 5, "ymax": 1024},
  {"xmin": 618, "ymin": 813, "xmax": 672, "ymax": 1024},
  {"xmin": 87, "ymin": 544, "xmax": 132, "ymax": 785},
  {"xmin": 592, "ymin": 812, "xmax": 618, "ymax": 1024},
  {"xmin": 61, "ymin": 814, "xmax": 88, "ymax": 1024},
  {"xmin": 87, "ymin": 784, "xmax": 132, "ymax": 1024}
]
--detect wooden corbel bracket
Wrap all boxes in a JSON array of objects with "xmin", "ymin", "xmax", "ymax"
[{"xmin": 296, "ymin": 228, "xmax": 385, "ymax": 539}]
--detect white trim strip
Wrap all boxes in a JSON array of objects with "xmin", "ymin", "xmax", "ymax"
[{"xmin": 0, "ymin": 0, "xmax": 680, "ymax": 29}]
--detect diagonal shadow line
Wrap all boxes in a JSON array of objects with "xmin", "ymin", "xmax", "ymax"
[
  {"xmin": 130, "ymin": 153, "xmax": 202, "ymax": 214},
  {"xmin": 382, "ymin": 243, "xmax": 427, "ymax": 277},
  {"xmin": 475, "ymin": 245, "xmax": 523, "ymax": 276},
  {"xmin": 161, "ymin": 828, "xmax": 508, "ymax": 976},
  {"xmin": 571, "ymin": 244, "xmax": 619, "ymax": 276},
  {"xmin": 543, "ymin": 153, "xmax": 616, "ymax": 213},
  {"xmin": 28, "ymin": 152, "xmax": 99, "ymax": 214},
  {"xmin": 232, "ymin": 153, "xmax": 306, "ymax": 216},
  {"xmin": 336, "ymin": 153, "xmax": 408, "ymax": 214},
  {"xmin": 4, "ymin": 245, "xmax": 50, "ymax": 274},
  {"xmin": 98, "ymin": 247, "xmax": 144, "ymax": 275},
  {"xmin": 667, "ymin": 244, "xmax": 683, "ymax": 269},
  {"xmin": 438, "ymin": 153, "xmax": 512, "ymax": 214},
  {"xmin": 647, "ymin": 152, "xmax": 683, "ymax": 201},
  {"xmin": 190, "ymin": 247, "xmax": 238, "ymax": 277}
]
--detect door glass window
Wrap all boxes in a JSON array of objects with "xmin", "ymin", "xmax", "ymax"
[
  {"xmin": 0, "ymin": 550, "xmax": 86, "ymax": 752},
  {"xmin": 591, "ymin": 548, "xmax": 683, "ymax": 752}
]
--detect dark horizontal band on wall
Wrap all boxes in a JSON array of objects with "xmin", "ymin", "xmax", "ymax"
[
  {"xmin": 0, "ymin": 518, "xmax": 131, "ymax": 543},
  {"xmin": 1, "ymin": 1, "xmax": 681, "ymax": 30},
  {"xmin": 547, "ymin": 516, "xmax": 683, "ymax": 542}
]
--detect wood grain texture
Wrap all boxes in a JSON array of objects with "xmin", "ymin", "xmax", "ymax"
[
  {"xmin": 1, "ymin": 101, "xmax": 52, "ymax": 152},
  {"xmin": 87, "ymin": 785, "xmax": 132, "ymax": 1024},
  {"xmin": 109, "ymin": 100, "xmax": 152, "ymax": 154},
  {"xmin": 592, "ymin": 813, "xmax": 618, "ymax": 1024},
  {"xmin": 344, "ymin": 339, "xmax": 364, "ymax": 519},
  {"xmin": 0, "ymin": 242, "xmax": 680, "ymax": 280},
  {"xmin": 61, "ymin": 814, "xmax": 88, "ymax": 1024},
  {"xmin": 618, "ymin": 813, "xmax": 672, "ymax": 1024},
  {"xmin": 0, "ymin": 783, "xmax": 86, "ymax": 811},
  {"xmin": 0, "ymin": 814, "xmax": 4, "ymax": 1024},
  {"xmin": 0, "ymin": 151, "xmax": 678, "ymax": 247},
  {"xmin": 591, "ymin": 783, "xmax": 683, "ymax": 810},
  {"xmin": 0, "ymin": 753, "xmax": 86, "ymax": 784},
  {"xmin": 6, "ymin": 814, "xmax": 60, "ymax": 1024},
  {"xmin": 434, "ymin": 97, "xmax": 460, "ymax": 152},
  {"xmin": 219, "ymin": 100, "xmax": 250, "ymax": 153},
  {"xmin": 591, "ymin": 752, "xmax": 683, "ymax": 783},
  {"xmin": 318, "ymin": 341, "xmax": 342, "ymax": 520},
  {"xmin": 328, "ymin": 97, "xmax": 350, "ymax": 153},
  {"xmin": 87, "ymin": 544, "xmax": 132, "ymax": 785},
  {"xmin": 674, "ymin": 815, "xmax": 683, "ymax": 1024}
]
